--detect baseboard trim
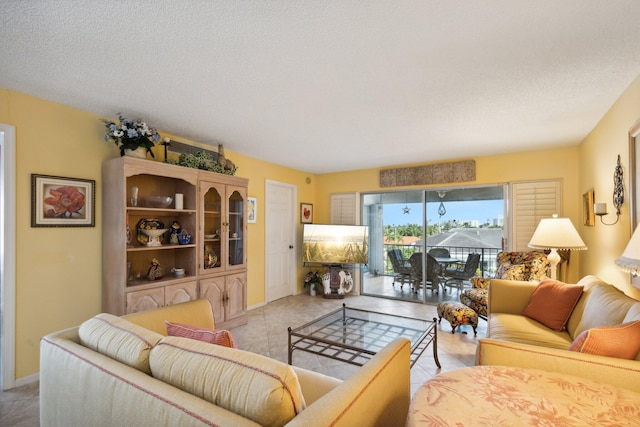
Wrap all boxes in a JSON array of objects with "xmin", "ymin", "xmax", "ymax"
[{"xmin": 14, "ymin": 372, "xmax": 38, "ymax": 388}]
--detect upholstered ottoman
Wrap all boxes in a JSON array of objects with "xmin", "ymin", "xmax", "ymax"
[{"xmin": 437, "ymin": 301, "xmax": 478, "ymax": 335}]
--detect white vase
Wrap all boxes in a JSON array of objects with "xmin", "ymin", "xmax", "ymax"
[
  {"xmin": 310, "ymin": 284, "xmax": 316, "ymax": 296},
  {"xmin": 123, "ymin": 147, "xmax": 148, "ymax": 159}
]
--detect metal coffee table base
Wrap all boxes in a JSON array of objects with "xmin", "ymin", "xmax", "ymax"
[{"xmin": 288, "ymin": 304, "xmax": 440, "ymax": 368}]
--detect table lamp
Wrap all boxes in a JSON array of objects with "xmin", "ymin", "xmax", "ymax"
[
  {"xmin": 615, "ymin": 226, "xmax": 640, "ymax": 276},
  {"xmin": 528, "ymin": 214, "xmax": 587, "ymax": 280}
]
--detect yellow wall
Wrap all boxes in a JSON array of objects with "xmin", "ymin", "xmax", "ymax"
[
  {"xmin": 1, "ymin": 90, "xmax": 108, "ymax": 379},
  {"xmin": 0, "ymin": 89, "xmax": 315, "ymax": 379},
  {"xmin": 315, "ymin": 146, "xmax": 582, "ymax": 281},
  {"xmin": 223, "ymin": 151, "xmax": 315, "ymax": 305},
  {"xmin": 3, "ymin": 72, "xmax": 640, "ymax": 381},
  {"xmin": 578, "ymin": 75, "xmax": 640, "ymax": 301}
]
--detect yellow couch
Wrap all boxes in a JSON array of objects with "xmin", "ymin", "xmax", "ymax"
[
  {"xmin": 40, "ymin": 299, "xmax": 411, "ymax": 426},
  {"xmin": 476, "ymin": 276, "xmax": 640, "ymax": 393}
]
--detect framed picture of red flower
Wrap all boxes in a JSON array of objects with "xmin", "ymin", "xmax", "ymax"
[
  {"xmin": 31, "ymin": 174, "xmax": 95, "ymax": 227},
  {"xmin": 300, "ymin": 203, "xmax": 313, "ymax": 224}
]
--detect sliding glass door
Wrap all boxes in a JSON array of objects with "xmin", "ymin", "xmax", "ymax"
[{"xmin": 361, "ymin": 185, "xmax": 505, "ymax": 304}]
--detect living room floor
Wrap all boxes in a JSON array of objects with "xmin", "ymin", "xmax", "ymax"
[{"xmin": 1, "ymin": 292, "xmax": 485, "ymax": 426}]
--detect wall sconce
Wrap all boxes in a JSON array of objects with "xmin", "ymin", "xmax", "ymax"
[{"xmin": 594, "ymin": 154, "xmax": 623, "ymax": 226}]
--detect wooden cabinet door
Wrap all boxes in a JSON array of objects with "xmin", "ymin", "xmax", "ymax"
[
  {"xmin": 199, "ymin": 180, "xmax": 225, "ymax": 275},
  {"xmin": 226, "ymin": 185, "xmax": 248, "ymax": 271},
  {"xmin": 199, "ymin": 276, "xmax": 226, "ymax": 326},
  {"xmin": 225, "ymin": 272, "xmax": 247, "ymax": 322},
  {"xmin": 165, "ymin": 281, "xmax": 198, "ymax": 306},
  {"xmin": 126, "ymin": 288, "xmax": 164, "ymax": 314}
]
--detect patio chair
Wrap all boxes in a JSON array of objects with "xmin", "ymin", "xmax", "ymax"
[
  {"xmin": 443, "ymin": 253, "xmax": 480, "ymax": 293},
  {"xmin": 388, "ymin": 249, "xmax": 412, "ymax": 288},
  {"xmin": 428, "ymin": 247, "xmax": 450, "ymax": 258},
  {"xmin": 408, "ymin": 253, "xmax": 442, "ymax": 294},
  {"xmin": 460, "ymin": 250, "xmax": 550, "ymax": 319}
]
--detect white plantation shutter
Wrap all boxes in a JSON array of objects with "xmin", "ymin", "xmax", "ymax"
[
  {"xmin": 330, "ymin": 193, "xmax": 358, "ymax": 225},
  {"xmin": 509, "ymin": 180, "xmax": 561, "ymax": 251}
]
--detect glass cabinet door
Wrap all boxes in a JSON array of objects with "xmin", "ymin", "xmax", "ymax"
[
  {"xmin": 227, "ymin": 187, "xmax": 246, "ymax": 268},
  {"xmin": 202, "ymin": 182, "xmax": 223, "ymax": 273}
]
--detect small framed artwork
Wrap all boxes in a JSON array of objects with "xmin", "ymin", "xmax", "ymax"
[
  {"xmin": 247, "ymin": 197, "xmax": 257, "ymax": 223},
  {"xmin": 300, "ymin": 203, "xmax": 313, "ymax": 224},
  {"xmin": 31, "ymin": 174, "xmax": 95, "ymax": 227},
  {"xmin": 582, "ymin": 191, "xmax": 595, "ymax": 226}
]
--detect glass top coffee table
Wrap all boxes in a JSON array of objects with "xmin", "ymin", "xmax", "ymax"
[{"xmin": 288, "ymin": 304, "xmax": 439, "ymax": 368}]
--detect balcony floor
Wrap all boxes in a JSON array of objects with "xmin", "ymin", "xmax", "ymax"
[{"xmin": 361, "ymin": 273, "xmax": 468, "ymax": 305}]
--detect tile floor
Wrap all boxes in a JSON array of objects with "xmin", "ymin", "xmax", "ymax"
[{"xmin": 0, "ymin": 292, "xmax": 485, "ymax": 426}]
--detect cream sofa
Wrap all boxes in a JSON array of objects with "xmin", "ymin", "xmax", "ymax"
[
  {"xmin": 40, "ymin": 299, "xmax": 411, "ymax": 426},
  {"xmin": 476, "ymin": 275, "xmax": 640, "ymax": 393}
]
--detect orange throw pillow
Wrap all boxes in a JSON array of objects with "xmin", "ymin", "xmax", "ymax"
[
  {"xmin": 165, "ymin": 321, "xmax": 237, "ymax": 348},
  {"xmin": 569, "ymin": 320, "xmax": 640, "ymax": 360},
  {"xmin": 522, "ymin": 279, "xmax": 583, "ymax": 331}
]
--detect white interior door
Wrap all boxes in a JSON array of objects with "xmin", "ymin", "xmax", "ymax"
[
  {"xmin": 265, "ymin": 180, "xmax": 296, "ymax": 302},
  {"xmin": 0, "ymin": 124, "xmax": 16, "ymax": 390}
]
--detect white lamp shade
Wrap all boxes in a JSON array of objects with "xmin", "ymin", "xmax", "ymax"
[
  {"xmin": 615, "ymin": 226, "xmax": 640, "ymax": 275},
  {"xmin": 528, "ymin": 216, "xmax": 587, "ymax": 250}
]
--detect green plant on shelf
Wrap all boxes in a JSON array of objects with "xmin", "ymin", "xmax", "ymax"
[{"xmin": 169, "ymin": 151, "xmax": 237, "ymax": 175}]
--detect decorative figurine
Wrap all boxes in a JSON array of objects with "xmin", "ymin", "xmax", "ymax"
[
  {"xmin": 177, "ymin": 229, "xmax": 191, "ymax": 245},
  {"xmin": 169, "ymin": 221, "xmax": 181, "ymax": 244},
  {"xmin": 147, "ymin": 257, "xmax": 163, "ymax": 281},
  {"xmin": 322, "ymin": 272, "xmax": 331, "ymax": 295},
  {"xmin": 205, "ymin": 244, "xmax": 218, "ymax": 268},
  {"xmin": 338, "ymin": 270, "xmax": 354, "ymax": 294}
]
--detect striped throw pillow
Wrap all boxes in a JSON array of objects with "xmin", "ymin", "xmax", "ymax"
[{"xmin": 165, "ymin": 321, "xmax": 237, "ymax": 348}]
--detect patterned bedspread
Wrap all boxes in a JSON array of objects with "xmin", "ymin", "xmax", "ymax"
[{"xmin": 407, "ymin": 365, "xmax": 640, "ymax": 426}]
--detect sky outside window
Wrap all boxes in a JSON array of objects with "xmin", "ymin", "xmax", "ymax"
[{"xmin": 384, "ymin": 200, "xmax": 503, "ymax": 226}]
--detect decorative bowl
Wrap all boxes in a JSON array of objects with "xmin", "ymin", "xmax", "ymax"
[
  {"xmin": 145, "ymin": 196, "xmax": 173, "ymax": 208},
  {"xmin": 140, "ymin": 228, "xmax": 168, "ymax": 246}
]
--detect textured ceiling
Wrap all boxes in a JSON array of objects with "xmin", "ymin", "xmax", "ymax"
[{"xmin": 2, "ymin": 1, "xmax": 640, "ymax": 174}]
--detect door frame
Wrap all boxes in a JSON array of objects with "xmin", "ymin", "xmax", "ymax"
[
  {"xmin": 0, "ymin": 123, "xmax": 16, "ymax": 390},
  {"xmin": 265, "ymin": 180, "xmax": 297, "ymax": 302}
]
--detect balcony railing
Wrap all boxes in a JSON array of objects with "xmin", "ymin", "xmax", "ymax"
[{"xmin": 383, "ymin": 244, "xmax": 500, "ymax": 278}]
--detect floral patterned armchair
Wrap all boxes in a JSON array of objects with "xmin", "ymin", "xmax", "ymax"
[{"xmin": 461, "ymin": 251, "xmax": 550, "ymax": 318}]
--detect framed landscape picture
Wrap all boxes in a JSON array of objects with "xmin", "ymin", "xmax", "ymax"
[
  {"xmin": 31, "ymin": 174, "xmax": 95, "ymax": 227},
  {"xmin": 300, "ymin": 203, "xmax": 313, "ymax": 224}
]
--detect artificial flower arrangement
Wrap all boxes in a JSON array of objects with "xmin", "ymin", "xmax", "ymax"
[
  {"xmin": 102, "ymin": 113, "xmax": 161, "ymax": 157},
  {"xmin": 304, "ymin": 270, "xmax": 324, "ymax": 287}
]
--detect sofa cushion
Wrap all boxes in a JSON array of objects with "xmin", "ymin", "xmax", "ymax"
[
  {"xmin": 624, "ymin": 303, "xmax": 640, "ymax": 322},
  {"xmin": 79, "ymin": 313, "xmax": 164, "ymax": 374},
  {"xmin": 569, "ymin": 320, "xmax": 640, "ymax": 360},
  {"xmin": 573, "ymin": 284, "xmax": 639, "ymax": 338},
  {"xmin": 165, "ymin": 321, "xmax": 237, "ymax": 348},
  {"xmin": 150, "ymin": 336, "xmax": 306, "ymax": 427},
  {"xmin": 522, "ymin": 279, "xmax": 583, "ymax": 331},
  {"xmin": 488, "ymin": 313, "xmax": 573, "ymax": 349}
]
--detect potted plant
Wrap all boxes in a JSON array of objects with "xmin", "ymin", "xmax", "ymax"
[
  {"xmin": 102, "ymin": 113, "xmax": 161, "ymax": 158},
  {"xmin": 304, "ymin": 270, "xmax": 324, "ymax": 296}
]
